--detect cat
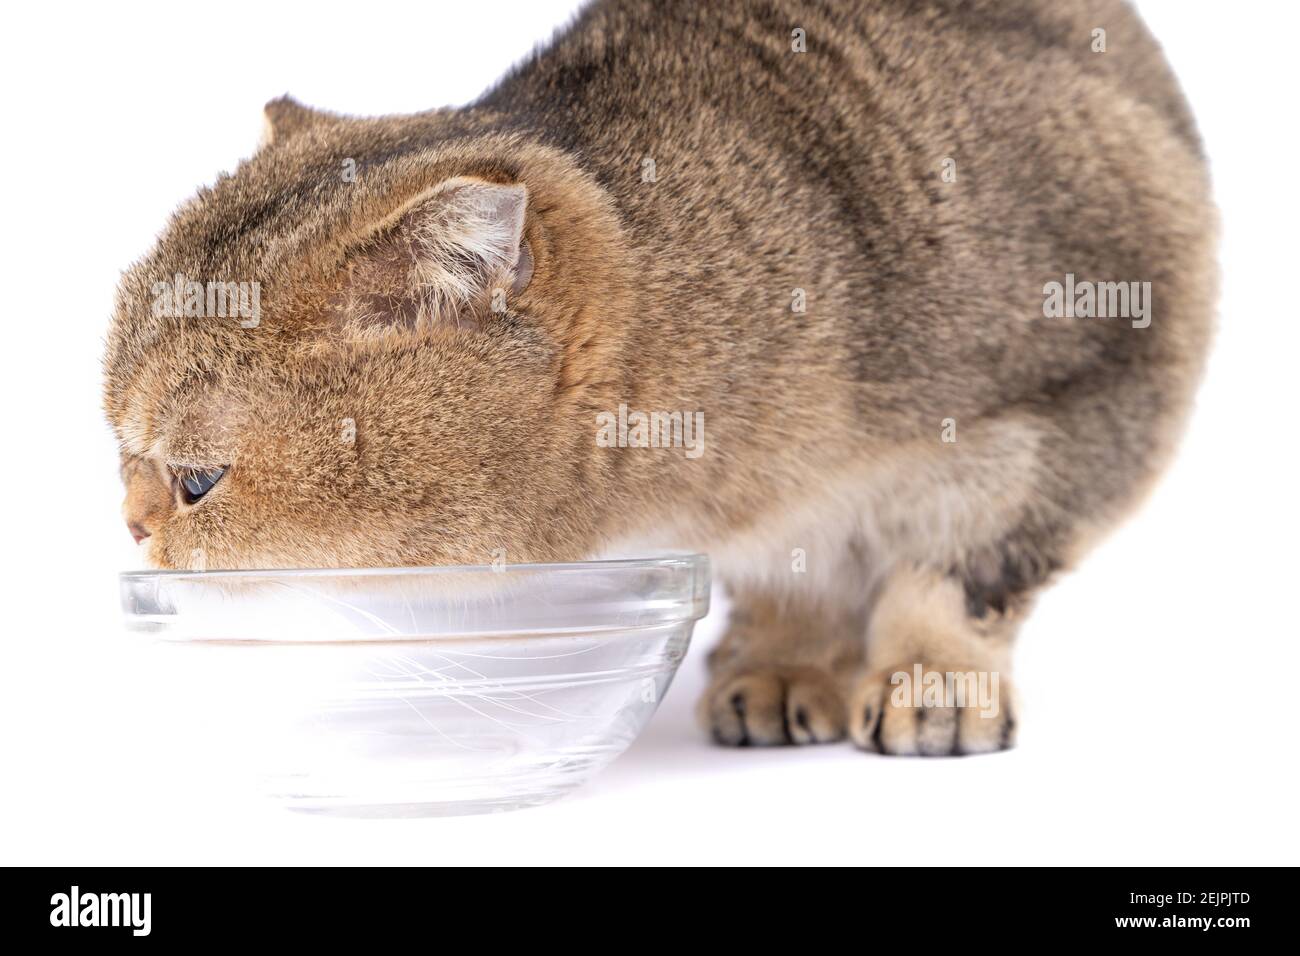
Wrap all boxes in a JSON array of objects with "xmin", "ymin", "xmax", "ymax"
[{"xmin": 105, "ymin": 0, "xmax": 1215, "ymax": 755}]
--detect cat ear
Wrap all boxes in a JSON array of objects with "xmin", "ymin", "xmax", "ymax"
[
  {"xmin": 261, "ymin": 95, "xmax": 331, "ymax": 145},
  {"xmin": 331, "ymin": 177, "xmax": 530, "ymax": 336}
]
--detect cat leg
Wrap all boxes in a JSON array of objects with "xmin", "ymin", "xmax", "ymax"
[
  {"xmin": 847, "ymin": 558, "xmax": 1033, "ymax": 756},
  {"xmin": 844, "ymin": 319, "xmax": 1209, "ymax": 755},
  {"xmin": 699, "ymin": 588, "xmax": 866, "ymax": 746}
]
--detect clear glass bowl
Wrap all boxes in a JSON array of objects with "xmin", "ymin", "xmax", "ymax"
[{"xmin": 119, "ymin": 556, "xmax": 710, "ymax": 817}]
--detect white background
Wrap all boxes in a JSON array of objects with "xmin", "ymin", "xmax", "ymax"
[{"xmin": 1, "ymin": 1, "xmax": 1296, "ymax": 865}]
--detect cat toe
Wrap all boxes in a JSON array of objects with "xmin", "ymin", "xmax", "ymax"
[
  {"xmin": 849, "ymin": 664, "xmax": 1016, "ymax": 756},
  {"xmin": 700, "ymin": 667, "xmax": 846, "ymax": 746}
]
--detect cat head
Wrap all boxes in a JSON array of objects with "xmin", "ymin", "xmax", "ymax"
[{"xmin": 105, "ymin": 98, "xmax": 630, "ymax": 570}]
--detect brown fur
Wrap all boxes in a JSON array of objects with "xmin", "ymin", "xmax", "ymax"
[{"xmin": 106, "ymin": 0, "xmax": 1215, "ymax": 755}]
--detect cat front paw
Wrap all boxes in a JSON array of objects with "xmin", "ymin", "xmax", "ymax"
[
  {"xmin": 848, "ymin": 663, "xmax": 1016, "ymax": 756},
  {"xmin": 699, "ymin": 666, "xmax": 846, "ymax": 746}
]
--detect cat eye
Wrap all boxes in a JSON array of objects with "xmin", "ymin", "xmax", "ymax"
[{"xmin": 173, "ymin": 466, "xmax": 227, "ymax": 505}]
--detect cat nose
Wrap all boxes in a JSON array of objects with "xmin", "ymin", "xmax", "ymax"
[{"xmin": 128, "ymin": 522, "xmax": 151, "ymax": 545}]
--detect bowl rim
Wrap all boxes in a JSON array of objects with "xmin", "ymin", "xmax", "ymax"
[
  {"xmin": 119, "ymin": 553, "xmax": 708, "ymax": 583},
  {"xmin": 120, "ymin": 553, "xmax": 711, "ymax": 641}
]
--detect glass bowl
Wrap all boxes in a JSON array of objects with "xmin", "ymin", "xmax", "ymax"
[{"xmin": 119, "ymin": 556, "xmax": 709, "ymax": 817}]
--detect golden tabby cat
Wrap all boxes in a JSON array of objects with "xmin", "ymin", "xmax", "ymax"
[{"xmin": 106, "ymin": 0, "xmax": 1215, "ymax": 755}]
